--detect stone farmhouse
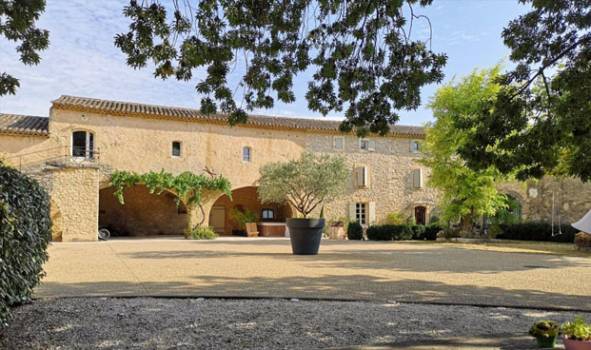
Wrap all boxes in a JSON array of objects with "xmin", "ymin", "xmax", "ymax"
[
  {"xmin": 0, "ymin": 96, "xmax": 437, "ymax": 241},
  {"xmin": 1, "ymin": 96, "xmax": 590, "ymax": 242}
]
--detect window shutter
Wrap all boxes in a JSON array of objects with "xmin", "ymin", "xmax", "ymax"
[
  {"xmin": 368, "ymin": 140, "xmax": 376, "ymax": 151},
  {"xmin": 413, "ymin": 169, "xmax": 423, "ymax": 188},
  {"xmin": 349, "ymin": 203, "xmax": 357, "ymax": 221},
  {"xmin": 355, "ymin": 166, "xmax": 369, "ymax": 188},
  {"xmin": 368, "ymin": 201, "xmax": 376, "ymax": 225}
]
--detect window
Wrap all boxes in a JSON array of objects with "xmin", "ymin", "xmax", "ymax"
[
  {"xmin": 333, "ymin": 136, "xmax": 344, "ymax": 150},
  {"xmin": 72, "ymin": 130, "xmax": 94, "ymax": 159},
  {"xmin": 172, "ymin": 141, "xmax": 182, "ymax": 157},
  {"xmin": 359, "ymin": 138, "xmax": 375, "ymax": 151},
  {"xmin": 355, "ymin": 203, "xmax": 367, "ymax": 225},
  {"xmin": 355, "ymin": 166, "xmax": 369, "ymax": 188},
  {"xmin": 412, "ymin": 168, "xmax": 423, "ymax": 189},
  {"xmin": 410, "ymin": 140, "xmax": 420, "ymax": 153},
  {"xmin": 242, "ymin": 146, "xmax": 252, "ymax": 162},
  {"xmin": 261, "ymin": 208, "xmax": 275, "ymax": 220}
]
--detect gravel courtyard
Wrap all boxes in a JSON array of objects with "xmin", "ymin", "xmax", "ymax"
[
  {"xmin": 2, "ymin": 297, "xmax": 590, "ymax": 350},
  {"xmin": 37, "ymin": 238, "xmax": 591, "ymax": 310}
]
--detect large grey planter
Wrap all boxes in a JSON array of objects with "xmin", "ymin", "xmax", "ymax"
[{"xmin": 286, "ymin": 218, "xmax": 325, "ymax": 255}]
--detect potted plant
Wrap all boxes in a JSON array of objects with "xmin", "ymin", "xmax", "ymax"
[
  {"xmin": 231, "ymin": 208, "xmax": 258, "ymax": 236},
  {"xmin": 258, "ymin": 153, "xmax": 348, "ymax": 255},
  {"xmin": 529, "ymin": 320, "xmax": 560, "ymax": 348},
  {"xmin": 562, "ymin": 317, "xmax": 591, "ymax": 350}
]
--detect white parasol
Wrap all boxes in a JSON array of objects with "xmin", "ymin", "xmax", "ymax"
[{"xmin": 571, "ymin": 209, "xmax": 591, "ymax": 234}]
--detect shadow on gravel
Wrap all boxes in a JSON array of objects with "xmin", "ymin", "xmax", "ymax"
[
  {"xmin": 122, "ymin": 246, "xmax": 587, "ymax": 274},
  {"xmin": 38, "ymin": 274, "xmax": 591, "ymax": 311}
]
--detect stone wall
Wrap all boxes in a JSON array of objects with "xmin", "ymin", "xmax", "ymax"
[
  {"xmin": 46, "ymin": 166, "xmax": 100, "ymax": 241},
  {"xmin": 499, "ymin": 177, "xmax": 591, "ymax": 225},
  {"xmin": 99, "ymin": 185, "xmax": 188, "ymax": 236}
]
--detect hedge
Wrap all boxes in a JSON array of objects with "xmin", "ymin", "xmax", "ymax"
[
  {"xmin": 347, "ymin": 221, "xmax": 363, "ymax": 240},
  {"xmin": 366, "ymin": 224, "xmax": 441, "ymax": 241},
  {"xmin": 0, "ymin": 164, "xmax": 51, "ymax": 326},
  {"xmin": 496, "ymin": 222, "xmax": 578, "ymax": 243}
]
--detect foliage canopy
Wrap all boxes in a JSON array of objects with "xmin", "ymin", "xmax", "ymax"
[
  {"xmin": 258, "ymin": 153, "xmax": 347, "ymax": 218},
  {"xmin": 0, "ymin": 162, "xmax": 51, "ymax": 326},
  {"xmin": 455, "ymin": 1, "xmax": 591, "ymax": 181},
  {"xmin": 115, "ymin": 0, "xmax": 446, "ymax": 135},
  {"xmin": 110, "ymin": 169, "xmax": 232, "ymax": 208},
  {"xmin": 421, "ymin": 67, "xmax": 508, "ymax": 226},
  {"xmin": 0, "ymin": 0, "xmax": 49, "ymax": 96}
]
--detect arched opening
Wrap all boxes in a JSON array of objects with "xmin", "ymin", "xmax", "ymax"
[
  {"xmin": 209, "ymin": 186, "xmax": 292, "ymax": 236},
  {"xmin": 99, "ymin": 185, "xmax": 188, "ymax": 237}
]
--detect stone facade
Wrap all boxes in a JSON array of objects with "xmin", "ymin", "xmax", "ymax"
[
  {"xmin": 0, "ymin": 96, "xmax": 435, "ymax": 241},
  {"xmin": 2, "ymin": 96, "xmax": 591, "ymax": 241},
  {"xmin": 498, "ymin": 177, "xmax": 591, "ymax": 226}
]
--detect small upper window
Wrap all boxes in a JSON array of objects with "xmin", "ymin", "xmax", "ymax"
[
  {"xmin": 72, "ymin": 130, "xmax": 94, "ymax": 159},
  {"xmin": 359, "ymin": 138, "xmax": 375, "ymax": 151},
  {"xmin": 333, "ymin": 136, "xmax": 344, "ymax": 150},
  {"xmin": 410, "ymin": 140, "xmax": 420, "ymax": 153},
  {"xmin": 242, "ymin": 146, "xmax": 252, "ymax": 162},
  {"xmin": 172, "ymin": 141, "xmax": 182, "ymax": 157},
  {"xmin": 261, "ymin": 208, "xmax": 275, "ymax": 220}
]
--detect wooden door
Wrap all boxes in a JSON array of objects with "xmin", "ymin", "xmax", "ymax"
[
  {"xmin": 210, "ymin": 206, "xmax": 226, "ymax": 234},
  {"xmin": 414, "ymin": 206, "xmax": 426, "ymax": 225}
]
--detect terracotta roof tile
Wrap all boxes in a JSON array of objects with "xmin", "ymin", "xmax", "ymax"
[
  {"xmin": 0, "ymin": 113, "xmax": 49, "ymax": 136},
  {"xmin": 51, "ymin": 95, "xmax": 425, "ymax": 136}
]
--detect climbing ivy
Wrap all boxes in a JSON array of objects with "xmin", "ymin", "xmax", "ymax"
[{"xmin": 110, "ymin": 170, "xmax": 231, "ymax": 209}]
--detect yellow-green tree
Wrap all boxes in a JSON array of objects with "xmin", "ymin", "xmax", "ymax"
[{"xmin": 421, "ymin": 67, "xmax": 508, "ymax": 233}]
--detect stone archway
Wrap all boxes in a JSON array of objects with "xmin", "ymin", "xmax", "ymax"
[
  {"xmin": 208, "ymin": 186, "xmax": 292, "ymax": 235},
  {"xmin": 99, "ymin": 185, "xmax": 188, "ymax": 236}
]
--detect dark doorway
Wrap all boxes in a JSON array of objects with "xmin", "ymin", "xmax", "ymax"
[{"xmin": 415, "ymin": 206, "xmax": 427, "ymax": 225}]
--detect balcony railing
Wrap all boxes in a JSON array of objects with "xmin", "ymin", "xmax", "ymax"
[{"xmin": 4, "ymin": 146, "xmax": 100, "ymax": 172}]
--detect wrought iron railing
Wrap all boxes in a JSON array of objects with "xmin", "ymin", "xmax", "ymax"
[{"xmin": 4, "ymin": 146, "xmax": 100, "ymax": 172}]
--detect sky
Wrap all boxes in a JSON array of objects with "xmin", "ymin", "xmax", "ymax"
[{"xmin": 0, "ymin": 0, "xmax": 530, "ymax": 126}]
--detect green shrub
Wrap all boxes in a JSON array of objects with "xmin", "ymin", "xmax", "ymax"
[
  {"xmin": 497, "ymin": 222, "xmax": 577, "ymax": 243},
  {"xmin": 366, "ymin": 225, "xmax": 413, "ymax": 241},
  {"xmin": 366, "ymin": 224, "xmax": 441, "ymax": 241},
  {"xmin": 347, "ymin": 221, "xmax": 363, "ymax": 240},
  {"xmin": 561, "ymin": 316, "xmax": 591, "ymax": 341},
  {"xmin": 188, "ymin": 226, "xmax": 218, "ymax": 240},
  {"xmin": 0, "ymin": 163, "xmax": 51, "ymax": 326},
  {"xmin": 419, "ymin": 224, "xmax": 441, "ymax": 241}
]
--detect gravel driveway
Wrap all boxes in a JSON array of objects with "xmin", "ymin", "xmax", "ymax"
[
  {"xmin": 38, "ymin": 238, "xmax": 591, "ymax": 310},
  {"xmin": 2, "ymin": 297, "xmax": 589, "ymax": 350}
]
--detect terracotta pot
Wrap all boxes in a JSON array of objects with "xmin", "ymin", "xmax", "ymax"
[{"xmin": 564, "ymin": 337, "xmax": 591, "ymax": 350}]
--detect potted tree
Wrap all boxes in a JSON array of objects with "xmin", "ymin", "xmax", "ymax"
[
  {"xmin": 562, "ymin": 317, "xmax": 591, "ymax": 350},
  {"xmin": 529, "ymin": 320, "xmax": 560, "ymax": 348},
  {"xmin": 258, "ymin": 153, "xmax": 348, "ymax": 255}
]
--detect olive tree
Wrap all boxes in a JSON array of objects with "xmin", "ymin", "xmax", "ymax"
[{"xmin": 258, "ymin": 153, "xmax": 348, "ymax": 218}]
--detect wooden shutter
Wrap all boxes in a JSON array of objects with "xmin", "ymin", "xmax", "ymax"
[
  {"xmin": 412, "ymin": 168, "xmax": 423, "ymax": 188},
  {"xmin": 349, "ymin": 203, "xmax": 357, "ymax": 221},
  {"xmin": 355, "ymin": 166, "xmax": 369, "ymax": 188},
  {"xmin": 368, "ymin": 202, "xmax": 376, "ymax": 225},
  {"xmin": 368, "ymin": 140, "xmax": 376, "ymax": 151}
]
